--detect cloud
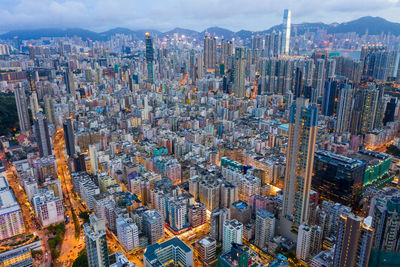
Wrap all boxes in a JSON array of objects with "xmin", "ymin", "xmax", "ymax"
[{"xmin": 0, "ymin": 0, "xmax": 399, "ymax": 33}]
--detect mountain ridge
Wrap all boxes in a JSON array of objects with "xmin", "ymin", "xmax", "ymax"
[{"xmin": 1, "ymin": 16, "xmax": 399, "ymax": 41}]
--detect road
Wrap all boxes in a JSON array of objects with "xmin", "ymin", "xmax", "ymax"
[{"xmin": 53, "ymin": 128, "xmax": 86, "ymax": 267}]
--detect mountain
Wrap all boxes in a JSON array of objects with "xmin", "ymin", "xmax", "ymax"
[
  {"xmin": 164, "ymin": 27, "xmax": 199, "ymax": 38},
  {"xmin": 1, "ymin": 16, "xmax": 400, "ymax": 41},
  {"xmin": 327, "ymin": 16, "xmax": 400, "ymax": 35},
  {"xmin": 0, "ymin": 28, "xmax": 104, "ymax": 40},
  {"xmin": 202, "ymin": 27, "xmax": 235, "ymax": 39}
]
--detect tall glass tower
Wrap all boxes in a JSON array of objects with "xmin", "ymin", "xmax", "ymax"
[
  {"xmin": 281, "ymin": 9, "xmax": 291, "ymax": 55},
  {"xmin": 145, "ymin": 33, "xmax": 154, "ymax": 84},
  {"xmin": 282, "ymin": 97, "xmax": 318, "ymax": 226}
]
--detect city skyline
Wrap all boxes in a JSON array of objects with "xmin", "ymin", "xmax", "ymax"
[{"xmin": 1, "ymin": 0, "xmax": 400, "ymax": 33}]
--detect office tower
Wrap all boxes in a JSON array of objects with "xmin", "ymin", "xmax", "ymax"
[
  {"xmin": 312, "ymin": 150, "xmax": 366, "ymax": 207},
  {"xmin": 314, "ymin": 59, "xmax": 325, "ymax": 97},
  {"xmin": 0, "ymin": 176, "xmax": 25, "ymax": 240},
  {"xmin": 326, "ymin": 58, "xmax": 336, "ymax": 78},
  {"xmin": 116, "ymin": 217, "xmax": 139, "ymax": 251},
  {"xmin": 210, "ymin": 208, "xmax": 230, "ymax": 242},
  {"xmin": 218, "ymin": 243, "xmax": 248, "ymax": 267},
  {"xmin": 34, "ymin": 112, "xmax": 52, "ymax": 157},
  {"xmin": 142, "ymin": 210, "xmax": 164, "ymax": 244},
  {"xmin": 383, "ymin": 98, "xmax": 397, "ymax": 125},
  {"xmin": 233, "ymin": 47, "xmax": 246, "ymax": 98},
  {"xmin": 333, "ymin": 213, "xmax": 373, "ymax": 267},
  {"xmin": 196, "ymin": 237, "xmax": 217, "ymax": 264},
  {"xmin": 14, "ymin": 83, "xmax": 31, "ymax": 133},
  {"xmin": 369, "ymin": 191, "xmax": 400, "ymax": 266},
  {"xmin": 222, "ymin": 219, "xmax": 243, "ymax": 252},
  {"xmin": 188, "ymin": 202, "xmax": 207, "ymax": 228},
  {"xmin": 220, "ymin": 182, "xmax": 238, "ymax": 209},
  {"xmin": 336, "ymin": 84, "xmax": 354, "ymax": 133},
  {"xmin": 254, "ymin": 209, "xmax": 275, "ymax": 249},
  {"xmin": 145, "ymin": 33, "xmax": 154, "ymax": 84},
  {"xmin": 282, "ymin": 97, "xmax": 318, "ymax": 226},
  {"xmin": 43, "ymin": 96, "xmax": 55, "ymax": 125},
  {"xmin": 64, "ymin": 71, "xmax": 76, "ymax": 99},
  {"xmin": 296, "ymin": 224, "xmax": 323, "ymax": 263},
  {"xmin": 63, "ymin": 118, "xmax": 75, "ymax": 157},
  {"xmin": 84, "ymin": 214, "xmax": 110, "ymax": 267},
  {"xmin": 144, "ymin": 237, "xmax": 193, "ymax": 267},
  {"xmin": 230, "ymin": 200, "xmax": 251, "ymax": 225},
  {"xmin": 204, "ymin": 36, "xmax": 216, "ymax": 70},
  {"xmin": 281, "ymin": 9, "xmax": 291, "ymax": 55}
]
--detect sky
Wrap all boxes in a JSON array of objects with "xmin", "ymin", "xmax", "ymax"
[{"xmin": 1, "ymin": 0, "xmax": 400, "ymax": 33}]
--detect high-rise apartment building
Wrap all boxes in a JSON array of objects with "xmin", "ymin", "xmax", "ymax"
[
  {"xmin": 64, "ymin": 71, "xmax": 76, "ymax": 99},
  {"xmin": 335, "ymin": 84, "xmax": 354, "ymax": 134},
  {"xmin": 142, "ymin": 209, "xmax": 164, "ymax": 244},
  {"xmin": 233, "ymin": 47, "xmax": 246, "ymax": 98},
  {"xmin": 84, "ymin": 214, "xmax": 110, "ymax": 267},
  {"xmin": 222, "ymin": 219, "xmax": 243, "ymax": 252},
  {"xmin": 296, "ymin": 224, "xmax": 323, "ymax": 263},
  {"xmin": 210, "ymin": 208, "xmax": 230, "ymax": 242},
  {"xmin": 254, "ymin": 209, "xmax": 275, "ymax": 249},
  {"xmin": 333, "ymin": 213, "xmax": 373, "ymax": 267},
  {"xmin": 282, "ymin": 97, "xmax": 318, "ymax": 226},
  {"xmin": 63, "ymin": 118, "xmax": 75, "ymax": 157},
  {"xmin": 369, "ymin": 190, "xmax": 400, "ymax": 267},
  {"xmin": 14, "ymin": 83, "xmax": 31, "ymax": 133},
  {"xmin": 116, "ymin": 217, "xmax": 139, "ymax": 251},
  {"xmin": 34, "ymin": 112, "xmax": 52, "ymax": 157},
  {"xmin": 204, "ymin": 36, "xmax": 216, "ymax": 70}
]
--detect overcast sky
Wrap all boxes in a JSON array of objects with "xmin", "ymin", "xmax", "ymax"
[{"xmin": 1, "ymin": 0, "xmax": 400, "ymax": 33}]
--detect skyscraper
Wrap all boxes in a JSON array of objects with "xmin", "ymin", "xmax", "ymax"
[
  {"xmin": 333, "ymin": 213, "xmax": 373, "ymax": 267},
  {"xmin": 281, "ymin": 9, "xmax": 291, "ymax": 55},
  {"xmin": 84, "ymin": 214, "xmax": 110, "ymax": 267},
  {"xmin": 336, "ymin": 84, "xmax": 354, "ymax": 134},
  {"xmin": 282, "ymin": 97, "xmax": 318, "ymax": 226},
  {"xmin": 34, "ymin": 112, "xmax": 52, "ymax": 157},
  {"xmin": 145, "ymin": 33, "xmax": 154, "ymax": 84},
  {"xmin": 43, "ymin": 96, "xmax": 55, "ymax": 125},
  {"xmin": 233, "ymin": 47, "xmax": 246, "ymax": 98},
  {"xmin": 222, "ymin": 219, "xmax": 243, "ymax": 253},
  {"xmin": 63, "ymin": 119, "xmax": 75, "ymax": 157},
  {"xmin": 14, "ymin": 83, "xmax": 31, "ymax": 133},
  {"xmin": 64, "ymin": 71, "xmax": 76, "ymax": 99},
  {"xmin": 204, "ymin": 36, "xmax": 216, "ymax": 70}
]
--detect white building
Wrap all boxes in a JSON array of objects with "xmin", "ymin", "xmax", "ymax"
[
  {"xmin": 116, "ymin": 217, "xmax": 139, "ymax": 251},
  {"xmin": 255, "ymin": 209, "xmax": 275, "ymax": 249},
  {"xmin": 0, "ymin": 176, "xmax": 25, "ymax": 239},
  {"xmin": 222, "ymin": 219, "xmax": 243, "ymax": 252},
  {"xmin": 296, "ymin": 224, "xmax": 323, "ymax": 263}
]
